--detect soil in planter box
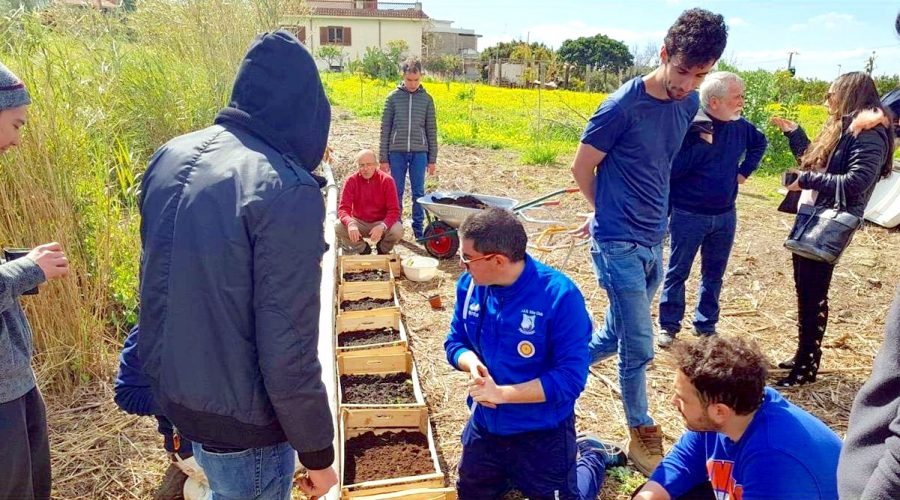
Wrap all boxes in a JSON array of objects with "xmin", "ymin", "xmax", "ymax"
[
  {"xmin": 432, "ymin": 195, "xmax": 487, "ymax": 210},
  {"xmin": 344, "ymin": 431, "xmax": 433, "ymax": 484},
  {"xmin": 341, "ymin": 373, "xmax": 416, "ymax": 404},
  {"xmin": 341, "ymin": 297, "xmax": 393, "ymax": 312},
  {"xmin": 343, "ymin": 270, "xmax": 389, "ymax": 282},
  {"xmin": 338, "ymin": 327, "xmax": 401, "ymax": 347}
]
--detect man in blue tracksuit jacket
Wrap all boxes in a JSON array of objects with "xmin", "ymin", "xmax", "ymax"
[
  {"xmin": 657, "ymin": 71, "xmax": 767, "ymax": 347},
  {"xmin": 444, "ymin": 208, "xmax": 625, "ymax": 500}
]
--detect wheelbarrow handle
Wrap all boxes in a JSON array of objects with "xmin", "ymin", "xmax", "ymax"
[{"xmin": 565, "ymin": 187, "xmax": 581, "ymax": 193}]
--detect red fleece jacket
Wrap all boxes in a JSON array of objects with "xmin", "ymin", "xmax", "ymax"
[{"xmin": 338, "ymin": 169, "xmax": 400, "ymax": 227}]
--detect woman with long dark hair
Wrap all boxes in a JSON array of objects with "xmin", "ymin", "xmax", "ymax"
[{"xmin": 771, "ymin": 71, "xmax": 895, "ymax": 387}]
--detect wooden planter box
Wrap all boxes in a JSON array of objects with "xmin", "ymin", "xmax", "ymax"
[
  {"xmin": 340, "ymin": 254, "xmax": 404, "ymax": 279},
  {"xmin": 352, "ymin": 488, "xmax": 456, "ymax": 500},
  {"xmin": 336, "ymin": 309, "xmax": 408, "ymax": 356},
  {"xmin": 340, "ymin": 407, "xmax": 444, "ymax": 498},
  {"xmin": 337, "ymin": 281, "xmax": 400, "ymax": 318},
  {"xmin": 337, "ymin": 351, "xmax": 425, "ymax": 409},
  {"xmin": 340, "ymin": 255, "xmax": 396, "ymax": 285}
]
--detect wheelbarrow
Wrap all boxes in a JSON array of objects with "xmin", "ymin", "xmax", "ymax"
[{"xmin": 416, "ymin": 187, "xmax": 580, "ymax": 259}]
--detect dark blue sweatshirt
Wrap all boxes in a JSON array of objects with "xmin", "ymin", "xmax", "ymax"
[{"xmin": 669, "ymin": 112, "xmax": 767, "ymax": 215}]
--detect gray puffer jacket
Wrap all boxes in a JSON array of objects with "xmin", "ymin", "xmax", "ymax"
[{"xmin": 379, "ymin": 83, "xmax": 438, "ymax": 163}]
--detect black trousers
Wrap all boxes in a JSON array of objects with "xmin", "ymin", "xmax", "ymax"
[
  {"xmin": 0, "ymin": 387, "xmax": 51, "ymax": 500},
  {"xmin": 792, "ymin": 254, "xmax": 835, "ymax": 370}
]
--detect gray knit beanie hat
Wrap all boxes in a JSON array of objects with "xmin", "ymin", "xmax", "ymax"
[{"xmin": 0, "ymin": 61, "xmax": 32, "ymax": 111}]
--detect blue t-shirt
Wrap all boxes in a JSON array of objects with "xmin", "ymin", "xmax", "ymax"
[
  {"xmin": 581, "ymin": 77, "xmax": 699, "ymax": 246},
  {"xmin": 651, "ymin": 387, "xmax": 842, "ymax": 500}
]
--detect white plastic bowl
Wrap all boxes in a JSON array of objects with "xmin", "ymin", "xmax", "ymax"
[{"xmin": 402, "ymin": 256, "xmax": 439, "ymax": 282}]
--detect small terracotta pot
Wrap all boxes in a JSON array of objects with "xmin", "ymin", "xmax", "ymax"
[{"xmin": 428, "ymin": 294, "xmax": 443, "ymax": 309}]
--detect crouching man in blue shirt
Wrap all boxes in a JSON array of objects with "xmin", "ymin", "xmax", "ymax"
[
  {"xmin": 444, "ymin": 208, "xmax": 625, "ymax": 500},
  {"xmin": 634, "ymin": 335, "xmax": 841, "ymax": 500}
]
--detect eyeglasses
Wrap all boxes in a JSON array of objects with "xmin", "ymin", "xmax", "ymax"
[{"xmin": 459, "ymin": 252, "xmax": 498, "ymax": 267}]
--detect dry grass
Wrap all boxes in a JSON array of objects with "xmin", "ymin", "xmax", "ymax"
[{"xmin": 46, "ymin": 110, "xmax": 900, "ymax": 499}]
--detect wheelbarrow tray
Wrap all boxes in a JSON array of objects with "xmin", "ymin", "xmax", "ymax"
[{"xmin": 417, "ymin": 192, "xmax": 519, "ymax": 228}]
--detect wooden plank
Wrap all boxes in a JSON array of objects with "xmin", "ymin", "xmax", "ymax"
[
  {"xmin": 351, "ymin": 488, "xmax": 456, "ymax": 500},
  {"xmin": 342, "ymin": 407, "xmax": 427, "ymax": 431}
]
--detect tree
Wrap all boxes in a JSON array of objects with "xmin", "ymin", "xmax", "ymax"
[
  {"xmin": 558, "ymin": 34, "xmax": 633, "ymax": 74},
  {"xmin": 316, "ymin": 45, "xmax": 345, "ymax": 70}
]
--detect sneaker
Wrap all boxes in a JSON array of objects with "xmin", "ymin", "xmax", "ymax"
[
  {"xmin": 576, "ymin": 432, "xmax": 626, "ymax": 468},
  {"xmin": 154, "ymin": 462, "xmax": 188, "ymax": 500},
  {"xmin": 657, "ymin": 328, "xmax": 677, "ymax": 348},
  {"xmin": 359, "ymin": 242, "xmax": 372, "ymax": 255},
  {"xmin": 626, "ymin": 425, "xmax": 664, "ymax": 477}
]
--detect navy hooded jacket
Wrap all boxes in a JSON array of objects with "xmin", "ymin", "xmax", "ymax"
[{"xmin": 138, "ymin": 30, "xmax": 333, "ymax": 469}]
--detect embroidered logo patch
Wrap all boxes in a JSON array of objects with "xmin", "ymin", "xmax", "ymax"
[
  {"xmin": 517, "ymin": 340, "xmax": 535, "ymax": 358},
  {"xmin": 519, "ymin": 313, "xmax": 536, "ymax": 335}
]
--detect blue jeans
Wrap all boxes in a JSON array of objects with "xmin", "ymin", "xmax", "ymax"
[
  {"xmin": 457, "ymin": 414, "xmax": 607, "ymax": 500},
  {"xmin": 587, "ymin": 240, "xmax": 663, "ymax": 429},
  {"xmin": 388, "ymin": 151, "xmax": 428, "ymax": 237},
  {"xmin": 193, "ymin": 442, "xmax": 295, "ymax": 500},
  {"xmin": 659, "ymin": 208, "xmax": 736, "ymax": 334}
]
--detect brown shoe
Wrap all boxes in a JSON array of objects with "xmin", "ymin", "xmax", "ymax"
[
  {"xmin": 626, "ymin": 425, "xmax": 664, "ymax": 476},
  {"xmin": 154, "ymin": 462, "xmax": 188, "ymax": 500}
]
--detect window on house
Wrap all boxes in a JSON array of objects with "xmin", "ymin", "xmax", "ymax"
[
  {"xmin": 320, "ymin": 26, "xmax": 352, "ymax": 46},
  {"xmin": 281, "ymin": 25, "xmax": 306, "ymax": 44}
]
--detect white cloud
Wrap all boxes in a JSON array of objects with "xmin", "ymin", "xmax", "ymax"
[
  {"xmin": 728, "ymin": 17, "xmax": 748, "ymax": 27},
  {"xmin": 790, "ymin": 12, "xmax": 858, "ymax": 31}
]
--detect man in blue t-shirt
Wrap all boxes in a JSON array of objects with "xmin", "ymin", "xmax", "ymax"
[
  {"xmin": 444, "ymin": 208, "xmax": 626, "ymax": 500},
  {"xmin": 657, "ymin": 72, "xmax": 767, "ymax": 347},
  {"xmin": 571, "ymin": 8, "xmax": 729, "ymax": 476},
  {"xmin": 633, "ymin": 336, "xmax": 841, "ymax": 500}
]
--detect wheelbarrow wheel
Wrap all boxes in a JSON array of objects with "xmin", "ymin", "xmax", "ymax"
[{"xmin": 423, "ymin": 221, "xmax": 459, "ymax": 259}]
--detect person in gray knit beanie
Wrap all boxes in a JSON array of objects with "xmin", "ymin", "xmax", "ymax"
[{"xmin": 0, "ymin": 60, "xmax": 70, "ymax": 500}]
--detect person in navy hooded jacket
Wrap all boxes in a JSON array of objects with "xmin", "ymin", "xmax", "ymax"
[
  {"xmin": 444, "ymin": 208, "xmax": 625, "ymax": 500},
  {"xmin": 138, "ymin": 30, "xmax": 336, "ymax": 500}
]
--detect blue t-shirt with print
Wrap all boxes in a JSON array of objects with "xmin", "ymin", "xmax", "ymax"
[
  {"xmin": 581, "ymin": 77, "xmax": 699, "ymax": 247},
  {"xmin": 650, "ymin": 387, "xmax": 842, "ymax": 500}
]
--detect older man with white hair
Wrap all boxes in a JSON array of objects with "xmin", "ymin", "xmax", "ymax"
[{"xmin": 657, "ymin": 71, "xmax": 767, "ymax": 348}]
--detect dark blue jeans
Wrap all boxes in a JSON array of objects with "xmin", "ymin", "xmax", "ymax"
[
  {"xmin": 588, "ymin": 240, "xmax": 663, "ymax": 429},
  {"xmin": 659, "ymin": 208, "xmax": 737, "ymax": 334},
  {"xmin": 388, "ymin": 151, "xmax": 428, "ymax": 237},
  {"xmin": 457, "ymin": 414, "xmax": 607, "ymax": 500}
]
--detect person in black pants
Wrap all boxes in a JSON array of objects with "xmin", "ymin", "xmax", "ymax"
[{"xmin": 770, "ymin": 71, "xmax": 895, "ymax": 387}]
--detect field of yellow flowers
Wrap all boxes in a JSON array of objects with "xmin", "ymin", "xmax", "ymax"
[{"xmin": 322, "ymin": 73, "xmax": 829, "ymax": 170}]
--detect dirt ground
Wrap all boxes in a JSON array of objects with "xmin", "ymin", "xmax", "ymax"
[{"xmin": 45, "ymin": 111, "xmax": 900, "ymax": 499}]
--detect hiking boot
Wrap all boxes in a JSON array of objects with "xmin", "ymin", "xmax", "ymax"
[
  {"xmin": 626, "ymin": 425, "xmax": 664, "ymax": 477},
  {"xmin": 576, "ymin": 432, "xmax": 627, "ymax": 468},
  {"xmin": 154, "ymin": 462, "xmax": 188, "ymax": 500},
  {"xmin": 657, "ymin": 328, "xmax": 677, "ymax": 348}
]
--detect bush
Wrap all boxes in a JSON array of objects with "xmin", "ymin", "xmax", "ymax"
[{"xmin": 521, "ymin": 143, "xmax": 558, "ymax": 165}]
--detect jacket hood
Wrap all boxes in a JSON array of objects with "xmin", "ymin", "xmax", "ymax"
[
  {"xmin": 396, "ymin": 81, "xmax": 426, "ymax": 94},
  {"xmin": 848, "ymin": 109, "xmax": 890, "ymax": 137},
  {"xmin": 215, "ymin": 30, "xmax": 331, "ymax": 172}
]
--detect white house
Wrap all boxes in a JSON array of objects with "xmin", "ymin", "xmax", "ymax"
[{"xmin": 282, "ymin": 1, "xmax": 430, "ymax": 70}]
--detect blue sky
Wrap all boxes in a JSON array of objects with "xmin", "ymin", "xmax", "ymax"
[{"xmin": 421, "ymin": 0, "xmax": 900, "ymax": 80}]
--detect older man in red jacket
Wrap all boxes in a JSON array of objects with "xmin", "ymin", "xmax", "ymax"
[{"xmin": 336, "ymin": 149, "xmax": 404, "ymax": 254}]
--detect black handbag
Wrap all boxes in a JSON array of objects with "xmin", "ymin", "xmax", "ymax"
[{"xmin": 784, "ymin": 179, "xmax": 862, "ymax": 264}]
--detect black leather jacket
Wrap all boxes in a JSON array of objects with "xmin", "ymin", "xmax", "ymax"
[{"xmin": 785, "ymin": 116, "xmax": 891, "ymax": 217}]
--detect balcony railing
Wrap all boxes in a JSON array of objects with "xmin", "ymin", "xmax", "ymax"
[{"xmin": 306, "ymin": 1, "xmax": 422, "ymax": 11}]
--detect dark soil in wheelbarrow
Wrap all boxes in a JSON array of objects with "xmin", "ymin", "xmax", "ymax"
[
  {"xmin": 341, "ymin": 297, "xmax": 394, "ymax": 312},
  {"xmin": 433, "ymin": 195, "xmax": 487, "ymax": 209},
  {"xmin": 343, "ymin": 270, "xmax": 390, "ymax": 282},
  {"xmin": 340, "ymin": 373, "xmax": 416, "ymax": 404},
  {"xmin": 344, "ymin": 431, "xmax": 433, "ymax": 484},
  {"xmin": 338, "ymin": 327, "xmax": 401, "ymax": 347}
]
